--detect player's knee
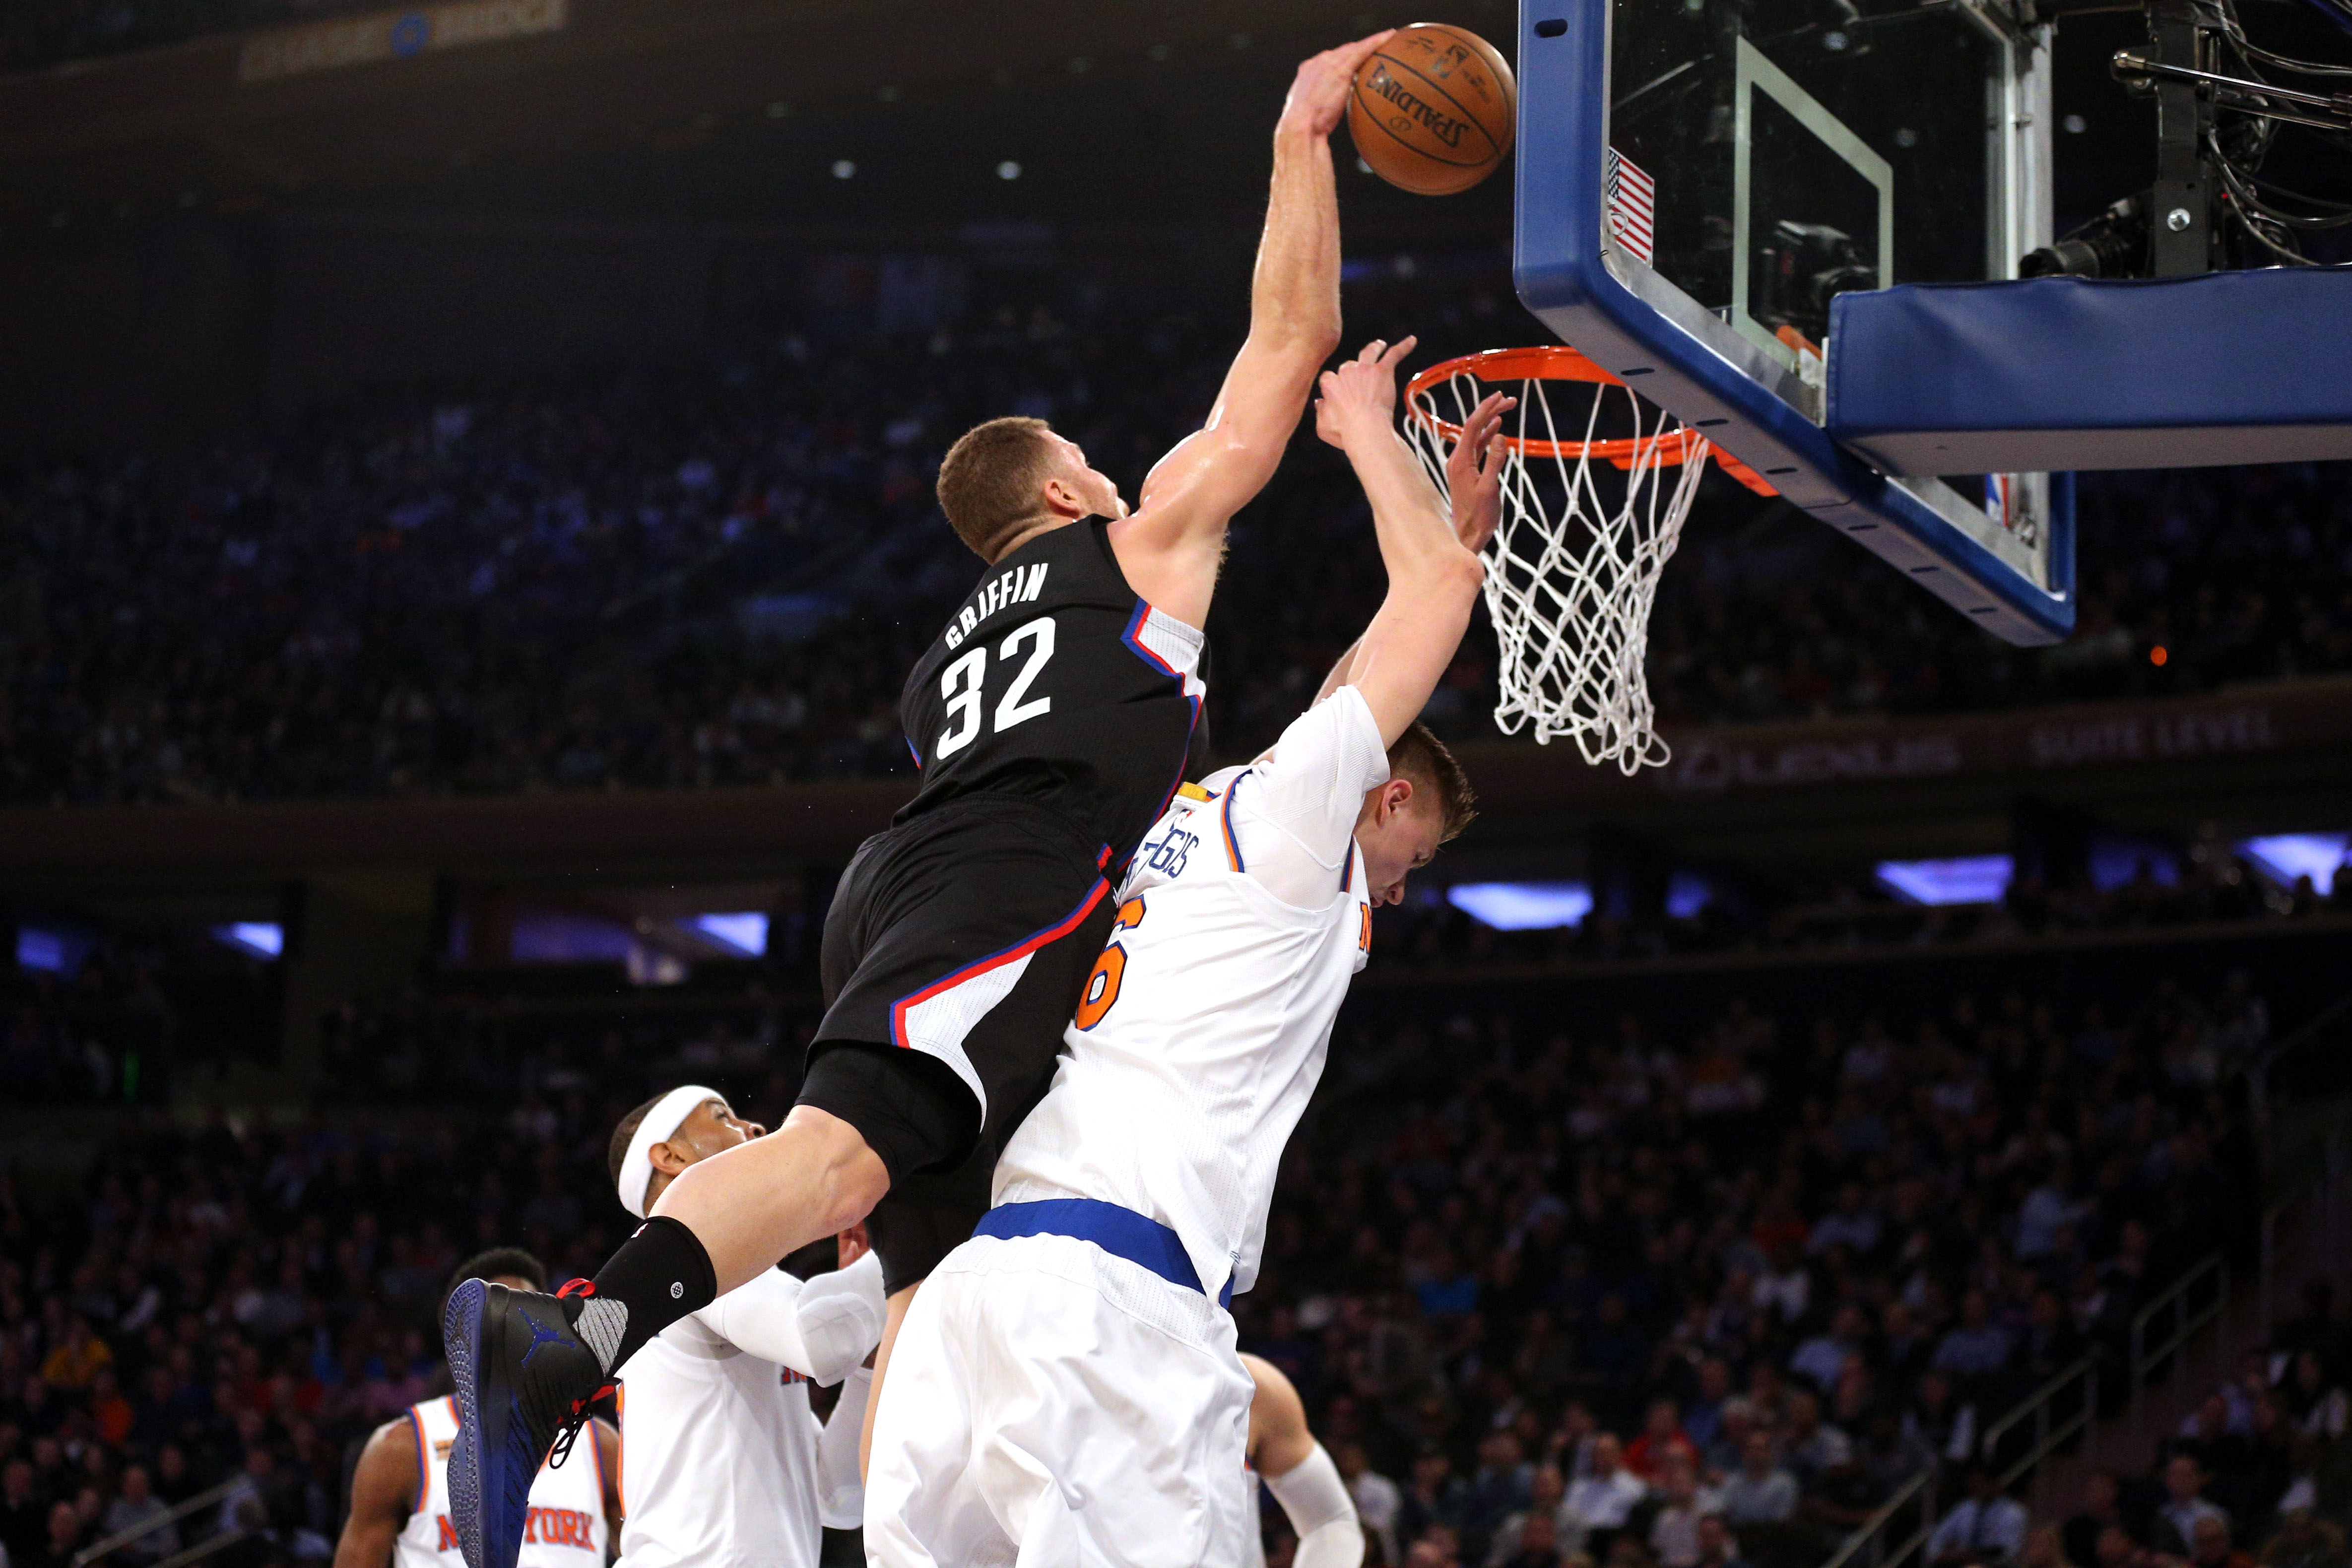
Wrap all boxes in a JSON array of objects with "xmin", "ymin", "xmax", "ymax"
[{"xmin": 779, "ymin": 1104, "xmax": 892, "ymax": 1229}]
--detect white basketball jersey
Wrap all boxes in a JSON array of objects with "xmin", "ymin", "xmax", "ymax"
[
  {"xmin": 615, "ymin": 1275, "xmax": 831, "ymax": 1568},
  {"xmin": 996, "ymin": 686, "xmax": 1386, "ymax": 1305},
  {"xmin": 395, "ymin": 1397, "xmax": 606, "ymax": 1568}
]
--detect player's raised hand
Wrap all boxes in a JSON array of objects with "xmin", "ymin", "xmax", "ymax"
[
  {"xmin": 1278, "ymin": 31, "xmax": 1395, "ymax": 139},
  {"xmin": 1313, "ymin": 335, "xmax": 1417, "ymax": 449},
  {"xmin": 1445, "ymin": 391, "xmax": 1514, "ymax": 555}
]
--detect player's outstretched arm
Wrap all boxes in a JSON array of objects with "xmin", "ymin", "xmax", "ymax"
[
  {"xmin": 1108, "ymin": 32, "xmax": 1390, "ymax": 629},
  {"xmin": 1311, "ymin": 389, "xmax": 1507, "ymax": 704},
  {"xmin": 1316, "ymin": 338, "xmax": 1506, "ymax": 744},
  {"xmin": 333, "ymin": 1418, "xmax": 420, "ymax": 1568}
]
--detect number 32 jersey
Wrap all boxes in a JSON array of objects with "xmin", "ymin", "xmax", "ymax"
[{"xmin": 898, "ymin": 518, "xmax": 1209, "ymax": 866}]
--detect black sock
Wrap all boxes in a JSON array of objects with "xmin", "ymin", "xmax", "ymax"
[{"xmin": 583, "ymin": 1215, "xmax": 717, "ymax": 1372}]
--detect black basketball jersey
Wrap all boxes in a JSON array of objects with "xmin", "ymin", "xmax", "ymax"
[{"xmin": 898, "ymin": 518, "xmax": 1211, "ymax": 864}]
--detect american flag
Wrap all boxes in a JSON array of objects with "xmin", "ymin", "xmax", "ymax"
[{"xmin": 1605, "ymin": 148, "xmax": 1656, "ymax": 266}]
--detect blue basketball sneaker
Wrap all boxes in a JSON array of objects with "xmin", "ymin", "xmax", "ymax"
[{"xmin": 441, "ymin": 1278, "xmax": 616, "ymax": 1568}]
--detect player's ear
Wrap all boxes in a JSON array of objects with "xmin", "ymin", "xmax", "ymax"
[{"xmin": 648, "ymin": 1138, "xmax": 693, "ymax": 1178}]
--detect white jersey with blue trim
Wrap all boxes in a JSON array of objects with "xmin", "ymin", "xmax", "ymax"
[
  {"xmin": 993, "ymin": 685, "xmax": 1387, "ymax": 1306},
  {"xmin": 395, "ymin": 1396, "xmax": 606, "ymax": 1568},
  {"xmin": 617, "ymin": 1259, "xmax": 884, "ymax": 1568}
]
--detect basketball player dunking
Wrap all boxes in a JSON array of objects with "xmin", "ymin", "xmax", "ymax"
[
  {"xmin": 335, "ymin": 1251, "xmax": 618, "ymax": 1568},
  {"xmin": 862, "ymin": 338, "xmax": 1503, "ymax": 1567},
  {"xmin": 442, "ymin": 32, "xmax": 1397, "ymax": 1568}
]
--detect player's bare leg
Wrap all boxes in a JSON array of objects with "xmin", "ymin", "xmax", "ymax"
[
  {"xmin": 438, "ymin": 1107, "xmax": 886, "ymax": 1568},
  {"xmin": 649, "ymin": 1107, "xmax": 890, "ymax": 1294}
]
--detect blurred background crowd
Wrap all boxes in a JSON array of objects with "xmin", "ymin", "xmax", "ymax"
[
  {"xmin": 3, "ymin": 274, "xmax": 2349, "ymax": 808},
  {"xmin": 4, "ymin": 944, "xmax": 2347, "ymax": 1568}
]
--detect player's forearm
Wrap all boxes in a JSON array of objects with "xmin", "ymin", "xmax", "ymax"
[
  {"xmin": 1248, "ymin": 126, "xmax": 1344, "ymax": 359},
  {"xmin": 1343, "ymin": 424, "xmax": 1478, "ymax": 588}
]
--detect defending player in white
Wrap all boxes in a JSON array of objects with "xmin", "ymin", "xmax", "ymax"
[
  {"xmin": 604, "ymin": 1086, "xmax": 887, "ymax": 1568},
  {"xmin": 336, "ymin": 1249, "xmax": 618, "ymax": 1568},
  {"xmin": 863, "ymin": 337, "xmax": 1510, "ymax": 1568},
  {"xmin": 1242, "ymin": 1354, "xmax": 1365, "ymax": 1568}
]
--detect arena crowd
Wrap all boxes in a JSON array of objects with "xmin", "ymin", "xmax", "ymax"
[
  {"xmin": 4, "ymin": 285, "xmax": 2348, "ymax": 809},
  {"xmin": 0, "ymin": 953, "xmax": 2325, "ymax": 1568}
]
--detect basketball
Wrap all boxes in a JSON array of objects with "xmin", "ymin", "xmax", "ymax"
[{"xmin": 1347, "ymin": 23, "xmax": 1516, "ymax": 196}]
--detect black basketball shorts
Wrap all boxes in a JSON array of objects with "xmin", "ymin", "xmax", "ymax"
[{"xmin": 797, "ymin": 793, "xmax": 1118, "ymax": 1293}]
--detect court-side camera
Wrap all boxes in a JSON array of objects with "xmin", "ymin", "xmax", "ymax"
[
  {"xmin": 1755, "ymin": 220, "xmax": 1879, "ymax": 343},
  {"xmin": 2019, "ymin": 193, "xmax": 2149, "ymax": 279}
]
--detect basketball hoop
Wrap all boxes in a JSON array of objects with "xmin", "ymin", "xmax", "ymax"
[{"xmin": 1403, "ymin": 345, "xmax": 1775, "ymax": 775}]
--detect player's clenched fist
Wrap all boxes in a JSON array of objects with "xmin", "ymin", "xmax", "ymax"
[
  {"xmin": 1278, "ymin": 31, "xmax": 1395, "ymax": 139},
  {"xmin": 1314, "ymin": 336, "xmax": 1418, "ymax": 449}
]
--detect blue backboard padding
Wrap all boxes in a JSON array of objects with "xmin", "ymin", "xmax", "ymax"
[
  {"xmin": 1511, "ymin": 0, "xmax": 2075, "ymax": 646},
  {"xmin": 1828, "ymin": 267, "xmax": 2352, "ymax": 475}
]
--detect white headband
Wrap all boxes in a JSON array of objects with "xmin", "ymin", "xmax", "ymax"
[{"xmin": 616, "ymin": 1085, "xmax": 721, "ymax": 1220}]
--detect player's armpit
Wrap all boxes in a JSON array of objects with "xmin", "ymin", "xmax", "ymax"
[
  {"xmin": 1109, "ymin": 351, "xmax": 1319, "ymax": 628},
  {"xmin": 331, "ymin": 1419, "xmax": 419, "ymax": 1568}
]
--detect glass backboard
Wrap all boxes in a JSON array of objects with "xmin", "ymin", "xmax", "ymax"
[{"xmin": 1514, "ymin": 0, "xmax": 2077, "ymax": 644}]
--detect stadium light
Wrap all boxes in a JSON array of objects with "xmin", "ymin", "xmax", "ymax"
[
  {"xmin": 2238, "ymin": 833, "xmax": 2350, "ymax": 889},
  {"xmin": 17, "ymin": 925, "xmax": 72, "ymax": 974},
  {"xmin": 211, "ymin": 921, "xmax": 285, "ymax": 959},
  {"xmin": 691, "ymin": 913, "xmax": 770, "ymax": 958},
  {"xmin": 1446, "ymin": 881, "xmax": 1593, "ymax": 931},
  {"xmin": 1876, "ymin": 855, "xmax": 2013, "ymax": 906}
]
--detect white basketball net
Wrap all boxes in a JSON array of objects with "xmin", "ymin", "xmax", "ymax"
[{"xmin": 1406, "ymin": 363, "xmax": 1709, "ymax": 775}]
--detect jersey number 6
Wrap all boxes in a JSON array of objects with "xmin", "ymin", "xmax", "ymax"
[
  {"xmin": 1073, "ymin": 897, "xmax": 1147, "ymax": 1032},
  {"xmin": 935, "ymin": 615, "xmax": 1056, "ymax": 759}
]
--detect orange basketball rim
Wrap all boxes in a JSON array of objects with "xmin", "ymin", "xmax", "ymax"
[{"xmin": 1404, "ymin": 346, "xmax": 1778, "ymax": 497}]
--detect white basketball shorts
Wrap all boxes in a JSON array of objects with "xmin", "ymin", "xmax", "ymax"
[{"xmin": 863, "ymin": 1229, "xmax": 1256, "ymax": 1568}]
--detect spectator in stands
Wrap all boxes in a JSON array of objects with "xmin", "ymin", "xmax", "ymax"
[
  {"xmin": 1716, "ymin": 1434, "xmax": 1797, "ymax": 1528},
  {"xmin": 0, "ymin": 1465, "xmax": 44, "ymax": 1568},
  {"xmin": 28, "ymin": 1500, "xmax": 79, "ymax": 1568},
  {"xmin": 2021, "ymin": 1525, "xmax": 2072, "ymax": 1568},
  {"xmin": 2259, "ymin": 1509, "xmax": 2348, "ymax": 1568},
  {"xmin": 1808, "ymin": 1186, "xmax": 1883, "ymax": 1258},
  {"xmin": 2278, "ymin": 1350, "xmax": 2347, "ymax": 1442},
  {"xmin": 2063, "ymin": 1471, "xmax": 2130, "ymax": 1568},
  {"xmin": 1695, "ymin": 1513, "xmax": 1752, "ymax": 1568},
  {"xmin": 2153, "ymin": 1457, "xmax": 2229, "ymax": 1557},
  {"xmin": 1403, "ymin": 1449, "xmax": 1473, "ymax": 1553},
  {"xmin": 1339, "ymin": 1442, "xmax": 1404, "ymax": 1565},
  {"xmin": 100, "ymin": 1464, "xmax": 174, "ymax": 1565},
  {"xmin": 1934, "ymin": 1291, "xmax": 2016, "ymax": 1385},
  {"xmin": 1495, "ymin": 1511, "xmax": 1564, "ymax": 1568},
  {"xmin": 1627, "ymin": 1401, "xmax": 1700, "ymax": 1484},
  {"xmin": 1792, "ymin": 1307, "xmax": 1871, "ymax": 1393},
  {"xmin": 1684, "ymin": 1361, "xmax": 1735, "ymax": 1458},
  {"xmin": 1781, "ymin": 1391, "xmax": 1852, "ymax": 1488},
  {"xmin": 1646, "ymin": 1455, "xmax": 1714, "ymax": 1568},
  {"xmin": 1485, "ymin": 1465, "xmax": 1570, "ymax": 1568},
  {"xmin": 1562, "ymin": 1435, "xmax": 1648, "ymax": 1552},
  {"xmin": 2188, "ymin": 1514, "xmax": 2256, "ymax": 1568},
  {"xmin": 1926, "ymin": 1467, "xmax": 2029, "ymax": 1568}
]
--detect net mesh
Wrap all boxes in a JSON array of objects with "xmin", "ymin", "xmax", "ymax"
[{"xmin": 1406, "ymin": 360, "xmax": 1708, "ymax": 776}]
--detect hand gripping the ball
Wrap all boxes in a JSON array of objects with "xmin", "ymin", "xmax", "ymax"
[{"xmin": 1278, "ymin": 31, "xmax": 1397, "ymax": 140}]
